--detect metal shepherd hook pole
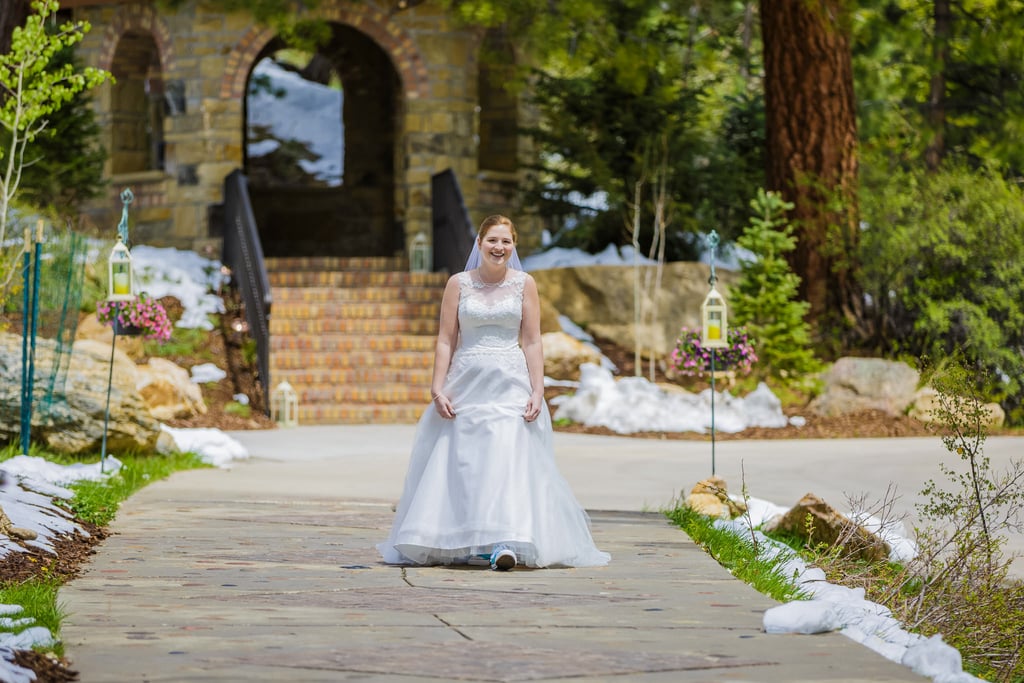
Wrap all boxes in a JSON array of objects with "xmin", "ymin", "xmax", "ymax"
[
  {"xmin": 101, "ymin": 189, "xmax": 135, "ymax": 474},
  {"xmin": 100, "ymin": 306, "xmax": 119, "ymax": 474},
  {"xmin": 707, "ymin": 231, "xmax": 720, "ymax": 477}
]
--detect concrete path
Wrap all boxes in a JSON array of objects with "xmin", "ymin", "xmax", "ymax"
[{"xmin": 59, "ymin": 426, "xmax": 1024, "ymax": 681}]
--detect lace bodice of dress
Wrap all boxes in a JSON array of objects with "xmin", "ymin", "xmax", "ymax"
[{"xmin": 457, "ymin": 269, "xmax": 525, "ymax": 351}]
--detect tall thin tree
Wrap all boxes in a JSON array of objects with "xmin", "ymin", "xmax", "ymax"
[{"xmin": 924, "ymin": 0, "xmax": 951, "ymax": 171}]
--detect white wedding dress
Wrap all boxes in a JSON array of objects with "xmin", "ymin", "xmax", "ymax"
[{"xmin": 377, "ymin": 269, "xmax": 610, "ymax": 568}]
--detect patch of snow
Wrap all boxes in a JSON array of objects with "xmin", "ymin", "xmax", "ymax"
[{"xmin": 190, "ymin": 363, "xmax": 227, "ymax": 383}]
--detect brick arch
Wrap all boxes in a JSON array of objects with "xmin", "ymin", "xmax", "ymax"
[
  {"xmin": 219, "ymin": 1, "xmax": 429, "ymax": 100},
  {"xmin": 96, "ymin": 3, "xmax": 176, "ymax": 74}
]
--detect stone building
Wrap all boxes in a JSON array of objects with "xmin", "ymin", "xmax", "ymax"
[{"xmin": 64, "ymin": 0, "xmax": 539, "ymax": 261}]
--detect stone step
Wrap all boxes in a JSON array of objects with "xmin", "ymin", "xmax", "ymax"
[
  {"xmin": 272, "ymin": 285, "xmax": 441, "ymax": 304},
  {"xmin": 274, "ymin": 367, "xmax": 433, "ymax": 386},
  {"xmin": 264, "ymin": 261, "xmax": 441, "ymax": 425},
  {"xmin": 265, "ymin": 256, "xmax": 407, "ymax": 272},
  {"xmin": 293, "ymin": 383, "xmax": 431, "ymax": 404},
  {"xmin": 271, "ymin": 349, "xmax": 433, "ymax": 370},
  {"xmin": 268, "ymin": 301, "xmax": 440, "ymax": 321},
  {"xmin": 270, "ymin": 317, "xmax": 438, "ymax": 335},
  {"xmin": 268, "ymin": 270, "xmax": 449, "ymax": 288},
  {"xmin": 270, "ymin": 334, "xmax": 435, "ymax": 353},
  {"xmin": 295, "ymin": 403, "xmax": 425, "ymax": 425}
]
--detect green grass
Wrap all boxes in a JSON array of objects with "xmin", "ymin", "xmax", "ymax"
[
  {"xmin": 224, "ymin": 401, "xmax": 251, "ymax": 418},
  {"xmin": 0, "ymin": 579, "xmax": 67, "ymax": 656},
  {"xmin": 665, "ymin": 504, "xmax": 806, "ymax": 603},
  {"xmin": 0, "ymin": 445, "xmax": 209, "ymax": 662},
  {"xmin": 63, "ymin": 451, "xmax": 210, "ymax": 526},
  {"xmin": 142, "ymin": 325, "xmax": 212, "ymax": 359},
  {"xmin": 1, "ymin": 446, "xmax": 210, "ymax": 527}
]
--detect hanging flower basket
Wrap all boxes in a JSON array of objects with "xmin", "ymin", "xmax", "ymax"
[
  {"xmin": 112, "ymin": 318, "xmax": 143, "ymax": 336},
  {"xmin": 669, "ymin": 326, "xmax": 758, "ymax": 377},
  {"xmin": 96, "ymin": 293, "xmax": 172, "ymax": 341}
]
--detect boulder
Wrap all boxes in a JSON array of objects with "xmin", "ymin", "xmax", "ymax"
[
  {"xmin": 542, "ymin": 332, "xmax": 604, "ymax": 381},
  {"xmin": 763, "ymin": 493, "xmax": 890, "ymax": 563},
  {"xmin": 908, "ymin": 386, "xmax": 1006, "ymax": 429},
  {"xmin": 135, "ymin": 357, "xmax": 208, "ymax": 420},
  {"xmin": 538, "ymin": 295, "xmax": 562, "ymax": 334},
  {"xmin": 809, "ymin": 357, "xmax": 919, "ymax": 417},
  {"xmin": 531, "ymin": 263, "xmax": 738, "ymax": 358},
  {"xmin": 685, "ymin": 475, "xmax": 747, "ymax": 519},
  {"xmin": 0, "ymin": 332, "xmax": 162, "ymax": 455},
  {"xmin": 75, "ymin": 311, "xmax": 145, "ymax": 359}
]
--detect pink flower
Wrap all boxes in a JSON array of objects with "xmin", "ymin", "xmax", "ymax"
[{"xmin": 96, "ymin": 293, "xmax": 173, "ymax": 341}]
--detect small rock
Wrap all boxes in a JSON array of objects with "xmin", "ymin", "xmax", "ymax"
[{"xmin": 686, "ymin": 475, "xmax": 747, "ymax": 519}]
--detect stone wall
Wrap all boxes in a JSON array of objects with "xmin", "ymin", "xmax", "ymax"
[
  {"xmin": 69, "ymin": 0, "xmax": 539, "ymax": 258},
  {"xmin": 532, "ymin": 263, "xmax": 740, "ymax": 358}
]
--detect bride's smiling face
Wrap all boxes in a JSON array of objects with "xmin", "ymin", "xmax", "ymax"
[{"xmin": 479, "ymin": 225, "xmax": 516, "ymax": 267}]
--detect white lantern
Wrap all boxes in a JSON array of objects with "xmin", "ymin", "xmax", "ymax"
[
  {"xmin": 107, "ymin": 237, "xmax": 135, "ymax": 302},
  {"xmin": 271, "ymin": 381, "xmax": 299, "ymax": 428},
  {"xmin": 701, "ymin": 287, "xmax": 728, "ymax": 349},
  {"xmin": 410, "ymin": 231, "xmax": 431, "ymax": 273}
]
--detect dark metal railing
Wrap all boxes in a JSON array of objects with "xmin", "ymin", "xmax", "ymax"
[
  {"xmin": 431, "ymin": 169, "xmax": 476, "ymax": 273},
  {"xmin": 222, "ymin": 169, "xmax": 272, "ymax": 414}
]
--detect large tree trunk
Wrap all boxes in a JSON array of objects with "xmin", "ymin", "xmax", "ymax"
[
  {"xmin": 760, "ymin": 0, "xmax": 859, "ymax": 329},
  {"xmin": 0, "ymin": 0, "xmax": 31, "ymax": 55}
]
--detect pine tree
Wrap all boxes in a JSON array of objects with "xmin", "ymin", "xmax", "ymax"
[
  {"xmin": 17, "ymin": 45, "xmax": 107, "ymax": 220},
  {"xmin": 729, "ymin": 188, "xmax": 822, "ymax": 386}
]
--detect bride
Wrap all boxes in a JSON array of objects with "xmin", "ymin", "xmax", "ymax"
[{"xmin": 377, "ymin": 215, "xmax": 610, "ymax": 571}]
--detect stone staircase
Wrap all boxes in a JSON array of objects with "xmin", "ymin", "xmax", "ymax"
[{"xmin": 266, "ymin": 256, "xmax": 448, "ymax": 425}]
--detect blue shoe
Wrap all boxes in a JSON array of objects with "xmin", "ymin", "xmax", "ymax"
[{"xmin": 490, "ymin": 545, "xmax": 516, "ymax": 571}]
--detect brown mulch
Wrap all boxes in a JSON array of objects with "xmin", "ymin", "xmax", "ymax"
[
  {"xmin": 0, "ymin": 524, "xmax": 107, "ymax": 682},
  {"xmin": 10, "ymin": 650, "xmax": 78, "ymax": 682},
  {"xmin": 154, "ymin": 291, "xmax": 275, "ymax": 432},
  {"xmin": 0, "ymin": 522, "xmax": 107, "ymax": 585}
]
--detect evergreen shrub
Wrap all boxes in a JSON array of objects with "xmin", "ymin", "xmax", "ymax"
[
  {"xmin": 728, "ymin": 189, "xmax": 822, "ymax": 388},
  {"xmin": 857, "ymin": 158, "xmax": 1024, "ymax": 424}
]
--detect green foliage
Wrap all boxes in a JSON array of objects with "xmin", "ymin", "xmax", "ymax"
[
  {"xmin": 450, "ymin": 0, "xmax": 764, "ymax": 258},
  {"xmin": 143, "ymin": 325, "xmax": 212, "ymax": 360},
  {"xmin": 801, "ymin": 360, "xmax": 1024, "ymax": 681},
  {"xmin": 665, "ymin": 504, "xmax": 805, "ymax": 603},
  {"xmin": 0, "ymin": 0, "xmax": 110, "ymax": 300},
  {"xmin": 240, "ymin": 337, "xmax": 258, "ymax": 367},
  {"xmin": 224, "ymin": 401, "xmax": 251, "ymax": 418},
  {"xmin": 821, "ymin": 361, "xmax": 1024, "ymax": 681},
  {"xmin": 857, "ymin": 155, "xmax": 1024, "ymax": 424},
  {"xmin": 729, "ymin": 189, "xmax": 822, "ymax": 387},
  {"xmin": 853, "ymin": 1, "xmax": 1024, "ymax": 174},
  {"xmin": 14, "ymin": 44, "xmax": 107, "ymax": 220}
]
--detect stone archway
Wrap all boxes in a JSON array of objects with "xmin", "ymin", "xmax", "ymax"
[
  {"xmin": 96, "ymin": 5, "xmax": 176, "ymax": 171},
  {"xmin": 241, "ymin": 27, "xmax": 402, "ymax": 258},
  {"xmin": 221, "ymin": 4, "xmax": 429, "ymax": 258}
]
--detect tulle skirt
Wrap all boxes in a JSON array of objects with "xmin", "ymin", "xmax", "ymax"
[{"xmin": 377, "ymin": 346, "xmax": 610, "ymax": 568}]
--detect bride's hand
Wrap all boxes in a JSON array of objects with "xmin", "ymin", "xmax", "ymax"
[
  {"xmin": 524, "ymin": 393, "xmax": 544, "ymax": 422},
  {"xmin": 432, "ymin": 393, "xmax": 455, "ymax": 419}
]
